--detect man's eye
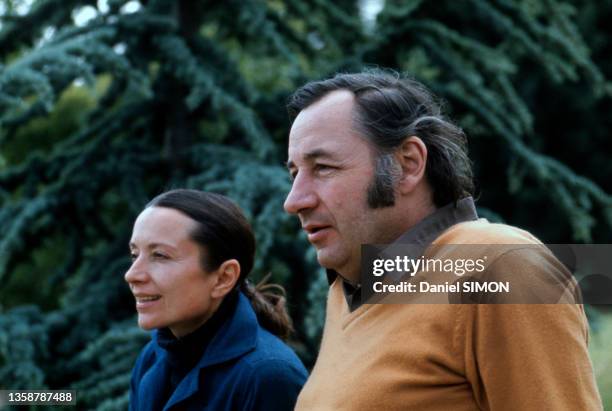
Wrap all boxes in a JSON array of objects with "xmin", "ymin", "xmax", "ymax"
[
  {"xmin": 130, "ymin": 253, "xmax": 138, "ymax": 261},
  {"xmin": 314, "ymin": 164, "xmax": 335, "ymax": 174}
]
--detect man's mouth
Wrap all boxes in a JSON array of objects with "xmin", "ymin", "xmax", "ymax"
[
  {"xmin": 303, "ymin": 224, "xmax": 333, "ymax": 242},
  {"xmin": 303, "ymin": 224, "xmax": 331, "ymax": 233}
]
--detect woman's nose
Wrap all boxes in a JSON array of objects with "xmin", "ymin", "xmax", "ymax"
[{"xmin": 124, "ymin": 257, "xmax": 148, "ymax": 284}]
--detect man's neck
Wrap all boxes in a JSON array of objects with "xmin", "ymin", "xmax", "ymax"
[
  {"xmin": 339, "ymin": 197, "xmax": 438, "ymax": 285},
  {"xmin": 335, "ymin": 261, "xmax": 361, "ymax": 286}
]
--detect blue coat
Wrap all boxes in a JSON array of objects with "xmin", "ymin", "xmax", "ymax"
[{"xmin": 129, "ymin": 293, "xmax": 308, "ymax": 411}]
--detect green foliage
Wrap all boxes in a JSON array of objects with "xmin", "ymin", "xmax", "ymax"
[
  {"xmin": 368, "ymin": 0, "xmax": 612, "ymax": 242},
  {"xmin": 0, "ymin": 0, "xmax": 611, "ymax": 408}
]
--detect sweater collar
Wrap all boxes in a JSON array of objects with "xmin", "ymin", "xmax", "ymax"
[{"xmin": 327, "ymin": 197, "xmax": 479, "ymax": 310}]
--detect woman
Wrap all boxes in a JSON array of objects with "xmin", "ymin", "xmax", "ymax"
[{"xmin": 125, "ymin": 189, "xmax": 307, "ymax": 411}]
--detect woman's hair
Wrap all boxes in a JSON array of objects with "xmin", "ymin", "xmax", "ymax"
[{"xmin": 146, "ymin": 189, "xmax": 293, "ymax": 340}]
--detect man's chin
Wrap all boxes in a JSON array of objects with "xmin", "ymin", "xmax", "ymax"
[{"xmin": 315, "ymin": 248, "xmax": 345, "ymax": 272}]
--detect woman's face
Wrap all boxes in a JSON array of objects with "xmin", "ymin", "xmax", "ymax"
[{"xmin": 125, "ymin": 206, "xmax": 219, "ymax": 337}]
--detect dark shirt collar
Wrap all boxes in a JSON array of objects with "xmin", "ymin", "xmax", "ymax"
[
  {"xmin": 327, "ymin": 196, "xmax": 479, "ymax": 310},
  {"xmin": 393, "ymin": 196, "xmax": 478, "ymax": 246}
]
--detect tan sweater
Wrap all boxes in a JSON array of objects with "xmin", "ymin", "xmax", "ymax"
[{"xmin": 295, "ymin": 220, "xmax": 602, "ymax": 411}]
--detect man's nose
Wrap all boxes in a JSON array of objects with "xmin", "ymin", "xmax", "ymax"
[{"xmin": 284, "ymin": 174, "xmax": 318, "ymax": 215}]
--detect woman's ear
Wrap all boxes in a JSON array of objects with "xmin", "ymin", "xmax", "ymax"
[
  {"xmin": 395, "ymin": 136, "xmax": 428, "ymax": 195},
  {"xmin": 211, "ymin": 259, "xmax": 241, "ymax": 299}
]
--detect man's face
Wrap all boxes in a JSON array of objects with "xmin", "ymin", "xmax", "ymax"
[{"xmin": 284, "ymin": 90, "xmax": 394, "ymax": 281}]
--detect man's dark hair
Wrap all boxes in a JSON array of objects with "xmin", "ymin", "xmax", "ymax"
[{"xmin": 287, "ymin": 69, "xmax": 474, "ymax": 207}]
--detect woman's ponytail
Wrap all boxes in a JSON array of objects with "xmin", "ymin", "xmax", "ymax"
[{"xmin": 240, "ymin": 274, "xmax": 293, "ymax": 341}]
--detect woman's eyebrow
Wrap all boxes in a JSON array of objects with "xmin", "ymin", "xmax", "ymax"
[{"xmin": 129, "ymin": 241, "xmax": 178, "ymax": 250}]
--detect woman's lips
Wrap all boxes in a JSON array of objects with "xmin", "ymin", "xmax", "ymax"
[{"xmin": 135, "ymin": 295, "xmax": 161, "ymax": 309}]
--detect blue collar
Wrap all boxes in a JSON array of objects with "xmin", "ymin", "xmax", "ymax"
[
  {"xmin": 153, "ymin": 292, "xmax": 258, "ymax": 409},
  {"xmin": 196, "ymin": 291, "xmax": 258, "ymax": 366}
]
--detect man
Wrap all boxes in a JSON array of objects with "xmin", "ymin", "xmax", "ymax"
[{"xmin": 284, "ymin": 70, "xmax": 602, "ymax": 410}]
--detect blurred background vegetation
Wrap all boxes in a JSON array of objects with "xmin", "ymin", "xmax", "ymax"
[{"xmin": 1, "ymin": 0, "xmax": 611, "ymax": 409}]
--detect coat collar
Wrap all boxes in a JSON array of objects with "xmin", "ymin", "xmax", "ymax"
[
  {"xmin": 153, "ymin": 292, "xmax": 258, "ymax": 410},
  {"xmin": 196, "ymin": 291, "xmax": 258, "ymax": 366}
]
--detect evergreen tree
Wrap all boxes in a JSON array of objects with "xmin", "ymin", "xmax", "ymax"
[
  {"xmin": 363, "ymin": 0, "xmax": 612, "ymax": 242},
  {"xmin": 0, "ymin": 0, "xmax": 610, "ymax": 409}
]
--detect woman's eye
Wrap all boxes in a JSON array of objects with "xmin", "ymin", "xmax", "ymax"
[
  {"xmin": 152, "ymin": 252, "xmax": 169, "ymax": 260},
  {"xmin": 130, "ymin": 253, "xmax": 138, "ymax": 261}
]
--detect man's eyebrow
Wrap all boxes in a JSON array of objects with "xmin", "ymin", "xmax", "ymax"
[{"xmin": 286, "ymin": 149, "xmax": 338, "ymax": 170}]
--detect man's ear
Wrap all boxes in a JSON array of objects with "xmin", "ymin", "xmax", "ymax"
[
  {"xmin": 211, "ymin": 259, "xmax": 241, "ymax": 299},
  {"xmin": 396, "ymin": 136, "xmax": 428, "ymax": 195}
]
